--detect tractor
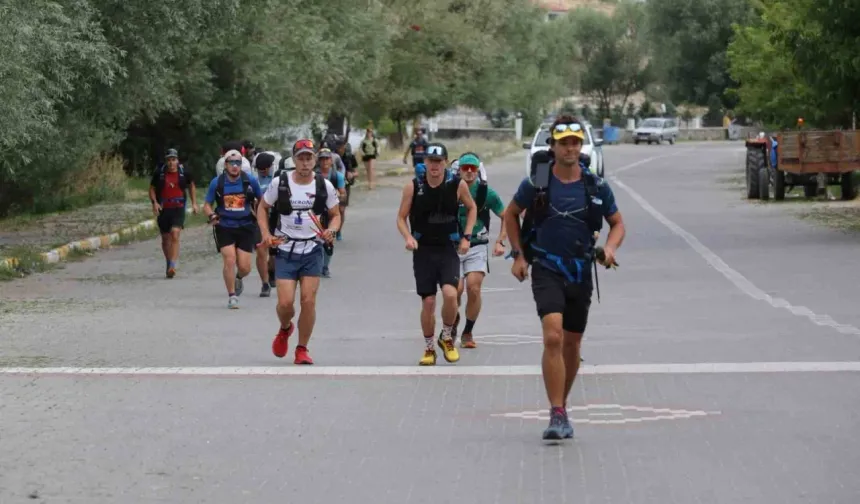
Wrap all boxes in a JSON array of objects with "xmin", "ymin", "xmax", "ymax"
[{"xmin": 745, "ymin": 127, "xmax": 859, "ymax": 201}]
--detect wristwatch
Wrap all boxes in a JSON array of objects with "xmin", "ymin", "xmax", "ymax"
[
  {"xmin": 462, "ymin": 234, "xmax": 472, "ymax": 241},
  {"xmin": 510, "ymin": 250, "xmax": 521, "ymax": 259}
]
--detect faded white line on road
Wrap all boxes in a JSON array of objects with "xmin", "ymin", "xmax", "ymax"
[
  {"xmin": 610, "ymin": 150, "xmax": 692, "ymax": 176},
  {"xmin": 399, "ymin": 287, "xmax": 519, "ymax": 293},
  {"xmin": 2, "ymin": 361, "xmax": 860, "ymax": 377},
  {"xmin": 493, "ymin": 404, "xmax": 721, "ymax": 424},
  {"xmin": 610, "ymin": 174, "xmax": 860, "ymax": 336}
]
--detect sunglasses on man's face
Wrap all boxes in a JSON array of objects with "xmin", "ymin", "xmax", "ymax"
[
  {"xmin": 227, "ymin": 160, "xmax": 243, "ymax": 167},
  {"xmin": 554, "ymin": 123, "xmax": 583, "ymax": 134},
  {"xmin": 460, "ymin": 164, "xmax": 479, "ymax": 172}
]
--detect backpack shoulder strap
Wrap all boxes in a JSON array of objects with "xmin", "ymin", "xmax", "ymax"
[
  {"xmin": 532, "ymin": 160, "xmax": 552, "ymax": 190},
  {"xmin": 476, "ymin": 181, "xmax": 488, "ymax": 210},
  {"xmin": 411, "ymin": 176, "xmax": 423, "ymax": 207},
  {"xmin": 177, "ymin": 165, "xmax": 187, "ymax": 191},
  {"xmin": 312, "ymin": 173, "xmax": 328, "ymax": 215},
  {"xmin": 215, "ymin": 173, "xmax": 226, "ymax": 206},
  {"xmin": 239, "ymin": 171, "xmax": 253, "ymax": 201},
  {"xmin": 582, "ymin": 171, "xmax": 604, "ymax": 235},
  {"xmin": 276, "ymin": 172, "xmax": 293, "ymax": 215}
]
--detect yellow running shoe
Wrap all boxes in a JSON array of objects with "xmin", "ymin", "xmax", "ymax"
[
  {"xmin": 437, "ymin": 337, "xmax": 460, "ymax": 363},
  {"xmin": 419, "ymin": 349, "xmax": 437, "ymax": 366}
]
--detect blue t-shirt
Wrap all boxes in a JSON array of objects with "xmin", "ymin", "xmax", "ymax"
[
  {"xmin": 205, "ymin": 174, "xmax": 263, "ymax": 228},
  {"xmin": 513, "ymin": 168, "xmax": 618, "ymax": 275},
  {"xmin": 258, "ymin": 174, "xmax": 274, "ymax": 193},
  {"xmin": 318, "ymin": 169, "xmax": 345, "ymax": 190}
]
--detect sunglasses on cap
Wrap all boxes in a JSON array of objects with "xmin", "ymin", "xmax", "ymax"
[
  {"xmin": 293, "ymin": 139, "xmax": 315, "ymax": 151},
  {"xmin": 426, "ymin": 145, "xmax": 446, "ymax": 157},
  {"xmin": 553, "ymin": 123, "xmax": 583, "ymax": 134},
  {"xmin": 459, "ymin": 164, "xmax": 479, "ymax": 172}
]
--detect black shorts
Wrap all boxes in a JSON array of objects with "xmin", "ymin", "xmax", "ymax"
[
  {"xmin": 361, "ymin": 154, "xmax": 376, "ymax": 162},
  {"xmin": 157, "ymin": 207, "xmax": 185, "ymax": 234},
  {"xmin": 413, "ymin": 244, "xmax": 460, "ymax": 298},
  {"xmin": 531, "ymin": 262, "xmax": 593, "ymax": 333},
  {"xmin": 214, "ymin": 225, "xmax": 256, "ymax": 253}
]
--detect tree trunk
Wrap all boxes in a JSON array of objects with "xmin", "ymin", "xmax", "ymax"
[{"xmin": 395, "ymin": 117, "xmax": 404, "ymax": 149}]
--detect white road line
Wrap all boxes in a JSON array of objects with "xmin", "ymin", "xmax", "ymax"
[
  {"xmin": 2, "ymin": 361, "xmax": 860, "ymax": 377},
  {"xmin": 399, "ymin": 287, "xmax": 519, "ymax": 293},
  {"xmin": 609, "ymin": 155, "xmax": 860, "ymax": 337}
]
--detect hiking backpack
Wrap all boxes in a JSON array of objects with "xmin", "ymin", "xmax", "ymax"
[{"xmin": 520, "ymin": 150, "xmax": 603, "ymax": 264}]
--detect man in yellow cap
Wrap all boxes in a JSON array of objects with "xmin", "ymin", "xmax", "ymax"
[{"xmin": 503, "ymin": 114, "xmax": 626, "ymax": 441}]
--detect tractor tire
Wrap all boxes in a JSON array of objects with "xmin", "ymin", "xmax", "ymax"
[
  {"xmin": 746, "ymin": 146, "xmax": 765, "ymax": 199},
  {"xmin": 774, "ymin": 169, "xmax": 786, "ymax": 200},
  {"xmin": 758, "ymin": 167, "xmax": 770, "ymax": 200},
  {"xmin": 841, "ymin": 171, "xmax": 857, "ymax": 200}
]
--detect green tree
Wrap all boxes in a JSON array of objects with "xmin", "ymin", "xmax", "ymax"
[
  {"xmin": 562, "ymin": 2, "xmax": 652, "ymax": 121},
  {"xmin": 647, "ymin": 0, "xmax": 752, "ymax": 107},
  {"xmin": 726, "ymin": 0, "xmax": 859, "ymax": 129}
]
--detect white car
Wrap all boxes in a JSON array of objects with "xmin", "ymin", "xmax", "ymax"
[
  {"xmin": 522, "ymin": 122, "xmax": 605, "ymax": 178},
  {"xmin": 633, "ymin": 117, "xmax": 678, "ymax": 145}
]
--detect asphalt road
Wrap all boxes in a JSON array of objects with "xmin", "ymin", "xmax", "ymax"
[{"xmin": 2, "ymin": 143, "xmax": 860, "ymax": 503}]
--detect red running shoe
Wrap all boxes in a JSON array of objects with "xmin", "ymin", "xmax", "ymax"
[
  {"xmin": 294, "ymin": 346, "xmax": 314, "ymax": 365},
  {"xmin": 272, "ymin": 324, "xmax": 294, "ymax": 358}
]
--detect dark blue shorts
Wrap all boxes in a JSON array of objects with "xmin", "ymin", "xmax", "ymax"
[{"xmin": 274, "ymin": 245, "xmax": 324, "ymax": 281}]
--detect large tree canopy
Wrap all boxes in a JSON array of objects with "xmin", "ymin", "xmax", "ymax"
[
  {"xmin": 0, "ymin": 0, "xmax": 559, "ymax": 216},
  {"xmin": 727, "ymin": 0, "xmax": 860, "ymax": 129}
]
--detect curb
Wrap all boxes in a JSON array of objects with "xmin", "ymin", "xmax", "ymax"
[{"xmin": 0, "ymin": 208, "xmax": 195, "ymax": 271}]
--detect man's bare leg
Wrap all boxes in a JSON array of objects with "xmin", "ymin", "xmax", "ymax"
[
  {"xmin": 540, "ymin": 313, "xmax": 565, "ymax": 408},
  {"xmin": 297, "ymin": 275, "xmax": 320, "ymax": 347},
  {"xmin": 221, "ymin": 246, "xmax": 237, "ymax": 294},
  {"xmin": 562, "ymin": 331, "xmax": 583, "ymax": 407}
]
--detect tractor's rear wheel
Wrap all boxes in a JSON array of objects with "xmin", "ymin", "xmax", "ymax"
[
  {"xmin": 746, "ymin": 146, "xmax": 765, "ymax": 199},
  {"xmin": 841, "ymin": 171, "xmax": 857, "ymax": 200}
]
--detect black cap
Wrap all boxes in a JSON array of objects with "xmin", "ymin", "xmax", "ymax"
[
  {"xmin": 425, "ymin": 142, "xmax": 448, "ymax": 160},
  {"xmin": 242, "ymin": 139, "xmax": 255, "ymax": 150},
  {"xmin": 255, "ymin": 152, "xmax": 275, "ymax": 170},
  {"xmin": 165, "ymin": 148, "xmax": 179, "ymax": 159}
]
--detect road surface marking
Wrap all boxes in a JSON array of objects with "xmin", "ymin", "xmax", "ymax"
[
  {"xmin": 476, "ymin": 334, "xmax": 542, "ymax": 346},
  {"xmin": 492, "ymin": 403, "xmax": 721, "ymax": 424},
  {"xmin": 2, "ymin": 361, "xmax": 860, "ymax": 377},
  {"xmin": 400, "ymin": 287, "xmax": 519, "ymax": 293},
  {"xmin": 610, "ymin": 156, "xmax": 860, "ymax": 337}
]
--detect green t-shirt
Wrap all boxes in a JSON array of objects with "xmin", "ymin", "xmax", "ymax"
[{"xmin": 458, "ymin": 180, "xmax": 505, "ymax": 244}]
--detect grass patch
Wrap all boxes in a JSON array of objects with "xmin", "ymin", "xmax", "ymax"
[
  {"xmin": 0, "ymin": 245, "xmax": 61, "ymax": 280},
  {"xmin": 20, "ymin": 154, "xmax": 129, "ymax": 217},
  {"xmin": 797, "ymin": 205, "xmax": 860, "ymax": 233},
  {"xmin": 0, "ymin": 355, "xmax": 53, "ymax": 367},
  {"xmin": 716, "ymin": 174, "xmax": 745, "ymax": 186},
  {"xmin": 0, "ymin": 211, "xmax": 209, "ymax": 282}
]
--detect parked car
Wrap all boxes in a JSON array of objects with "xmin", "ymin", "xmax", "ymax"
[
  {"xmin": 633, "ymin": 117, "xmax": 679, "ymax": 145},
  {"xmin": 522, "ymin": 122, "xmax": 605, "ymax": 177}
]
